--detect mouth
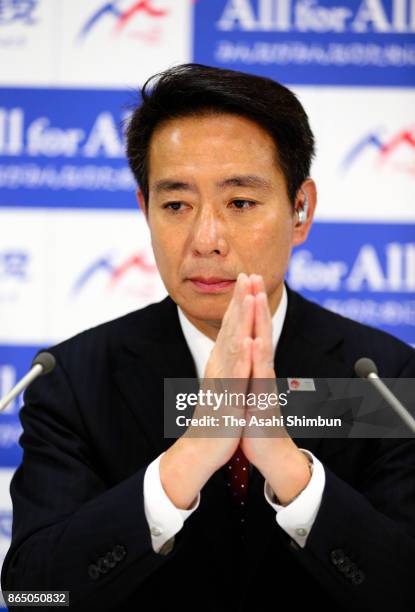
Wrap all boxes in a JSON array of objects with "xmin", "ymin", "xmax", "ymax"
[{"xmin": 188, "ymin": 277, "xmax": 236, "ymax": 293}]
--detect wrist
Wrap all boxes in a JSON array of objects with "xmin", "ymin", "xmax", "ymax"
[
  {"xmin": 274, "ymin": 452, "xmax": 313, "ymax": 506},
  {"xmin": 265, "ymin": 448, "xmax": 313, "ymax": 506},
  {"xmin": 160, "ymin": 438, "xmax": 210, "ymax": 509}
]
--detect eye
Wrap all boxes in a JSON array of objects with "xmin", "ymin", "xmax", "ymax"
[
  {"xmin": 162, "ymin": 202, "xmax": 185, "ymax": 212},
  {"xmin": 229, "ymin": 199, "xmax": 257, "ymax": 211}
]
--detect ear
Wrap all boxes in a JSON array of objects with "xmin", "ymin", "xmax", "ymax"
[
  {"xmin": 136, "ymin": 189, "xmax": 149, "ymax": 224},
  {"xmin": 292, "ymin": 178, "xmax": 317, "ymax": 247}
]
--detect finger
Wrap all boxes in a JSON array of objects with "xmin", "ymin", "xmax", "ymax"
[
  {"xmin": 254, "ymin": 291, "xmax": 273, "ymax": 349},
  {"xmin": 221, "ymin": 272, "xmax": 253, "ymax": 339},
  {"xmin": 219, "ymin": 272, "xmax": 247, "ymax": 333},
  {"xmin": 226, "ymin": 294, "xmax": 254, "ymax": 365},
  {"xmin": 249, "ymin": 337, "xmax": 278, "ymax": 425},
  {"xmin": 252, "ymin": 337, "xmax": 274, "ymax": 379},
  {"xmin": 226, "ymin": 334, "xmax": 253, "ymax": 383},
  {"xmin": 235, "ymin": 272, "xmax": 253, "ymax": 306},
  {"xmin": 239, "ymin": 293, "xmax": 255, "ymax": 342},
  {"xmin": 250, "ymin": 273, "xmax": 262, "ymax": 296},
  {"xmin": 214, "ymin": 275, "xmax": 254, "ymax": 379},
  {"xmin": 230, "ymin": 276, "xmax": 255, "ymax": 352},
  {"xmin": 227, "ymin": 272, "xmax": 249, "ymax": 317},
  {"xmin": 241, "ymin": 336, "xmax": 253, "ymax": 375},
  {"xmin": 233, "ymin": 335, "xmax": 253, "ymax": 399},
  {"xmin": 256, "ymin": 274, "xmax": 266, "ymax": 293}
]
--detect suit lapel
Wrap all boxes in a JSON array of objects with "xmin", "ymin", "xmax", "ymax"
[{"xmin": 113, "ymin": 295, "xmax": 198, "ymax": 457}]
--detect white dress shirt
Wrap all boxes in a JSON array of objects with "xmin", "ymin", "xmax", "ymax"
[{"xmin": 143, "ymin": 284, "xmax": 326, "ymax": 552}]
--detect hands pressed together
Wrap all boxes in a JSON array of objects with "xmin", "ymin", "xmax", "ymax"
[{"xmin": 160, "ymin": 273, "xmax": 312, "ymax": 509}]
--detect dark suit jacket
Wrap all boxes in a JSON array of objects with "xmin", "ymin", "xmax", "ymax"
[{"xmin": 2, "ymin": 287, "xmax": 415, "ymax": 611}]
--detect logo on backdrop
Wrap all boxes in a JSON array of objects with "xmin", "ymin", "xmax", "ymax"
[
  {"xmin": 0, "ymin": 0, "xmax": 38, "ymax": 25},
  {"xmin": 78, "ymin": 0, "xmax": 169, "ymax": 44},
  {"xmin": 341, "ymin": 126, "xmax": 415, "ymax": 175},
  {"xmin": 287, "ymin": 224, "xmax": 415, "ymax": 345},
  {"xmin": 0, "ymin": 250, "xmax": 29, "ymax": 282},
  {"xmin": 289, "ymin": 243, "xmax": 415, "ymax": 293},
  {"xmin": 0, "ymin": 0, "xmax": 39, "ymax": 50},
  {"xmin": 0, "ymin": 250, "xmax": 30, "ymax": 306},
  {"xmin": 0, "ymin": 107, "xmax": 125, "ymax": 159},
  {"xmin": 194, "ymin": 0, "xmax": 415, "ymax": 86},
  {"xmin": 0, "ymin": 89, "xmax": 136, "ymax": 208},
  {"xmin": 215, "ymin": 0, "xmax": 415, "ymax": 34},
  {"xmin": 0, "ymin": 250, "xmax": 33, "ymax": 346},
  {"xmin": 71, "ymin": 252, "xmax": 158, "ymax": 298}
]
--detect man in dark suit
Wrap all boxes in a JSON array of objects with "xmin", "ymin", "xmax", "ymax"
[{"xmin": 2, "ymin": 64, "xmax": 415, "ymax": 611}]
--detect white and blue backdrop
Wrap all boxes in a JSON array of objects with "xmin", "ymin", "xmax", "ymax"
[{"xmin": 0, "ymin": 1, "xmax": 414, "ymax": 604}]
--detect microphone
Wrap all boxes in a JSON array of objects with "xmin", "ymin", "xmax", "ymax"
[
  {"xmin": 354, "ymin": 357, "xmax": 415, "ymax": 434},
  {"xmin": 0, "ymin": 351, "xmax": 56, "ymax": 412}
]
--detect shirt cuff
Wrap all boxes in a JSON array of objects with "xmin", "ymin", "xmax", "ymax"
[
  {"xmin": 263, "ymin": 449, "xmax": 325, "ymax": 548},
  {"xmin": 143, "ymin": 452, "xmax": 200, "ymax": 553}
]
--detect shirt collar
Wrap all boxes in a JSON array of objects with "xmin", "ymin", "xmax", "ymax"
[{"xmin": 177, "ymin": 284, "xmax": 288, "ymax": 380}]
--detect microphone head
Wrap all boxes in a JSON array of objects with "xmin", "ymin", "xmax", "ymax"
[
  {"xmin": 32, "ymin": 351, "xmax": 56, "ymax": 375},
  {"xmin": 354, "ymin": 357, "xmax": 378, "ymax": 379}
]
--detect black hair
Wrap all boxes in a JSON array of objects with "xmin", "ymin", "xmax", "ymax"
[{"xmin": 125, "ymin": 63, "xmax": 315, "ymax": 208}]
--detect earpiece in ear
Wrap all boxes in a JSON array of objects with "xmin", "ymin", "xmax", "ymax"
[{"xmin": 296, "ymin": 192, "xmax": 309, "ymax": 226}]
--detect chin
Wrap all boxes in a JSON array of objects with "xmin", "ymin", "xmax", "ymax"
[{"xmin": 180, "ymin": 300, "xmax": 227, "ymax": 323}]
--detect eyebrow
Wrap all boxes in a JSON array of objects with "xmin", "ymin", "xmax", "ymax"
[
  {"xmin": 152, "ymin": 174, "xmax": 273, "ymax": 194},
  {"xmin": 152, "ymin": 179, "xmax": 196, "ymax": 194},
  {"xmin": 218, "ymin": 175, "xmax": 273, "ymax": 191}
]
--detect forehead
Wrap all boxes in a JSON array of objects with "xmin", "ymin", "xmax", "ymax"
[{"xmin": 147, "ymin": 113, "xmax": 281, "ymax": 180}]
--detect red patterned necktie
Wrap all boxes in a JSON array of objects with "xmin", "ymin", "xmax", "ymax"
[{"xmin": 224, "ymin": 444, "xmax": 250, "ymax": 538}]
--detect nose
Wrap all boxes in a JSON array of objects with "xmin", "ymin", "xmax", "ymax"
[{"xmin": 189, "ymin": 203, "xmax": 228, "ymax": 257}]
